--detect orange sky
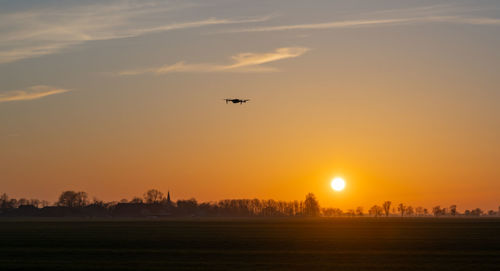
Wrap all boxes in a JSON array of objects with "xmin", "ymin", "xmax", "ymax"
[{"xmin": 0, "ymin": 0, "xmax": 499, "ymax": 211}]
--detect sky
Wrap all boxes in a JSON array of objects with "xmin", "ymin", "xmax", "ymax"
[{"xmin": 1, "ymin": 0, "xmax": 499, "ymax": 211}]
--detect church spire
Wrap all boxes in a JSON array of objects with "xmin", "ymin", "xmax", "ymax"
[{"xmin": 167, "ymin": 190, "xmax": 171, "ymax": 204}]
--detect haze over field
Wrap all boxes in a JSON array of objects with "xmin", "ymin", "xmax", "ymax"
[{"xmin": 1, "ymin": 0, "xmax": 499, "ymax": 210}]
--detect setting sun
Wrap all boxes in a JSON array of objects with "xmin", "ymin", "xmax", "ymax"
[{"xmin": 331, "ymin": 177, "xmax": 346, "ymax": 191}]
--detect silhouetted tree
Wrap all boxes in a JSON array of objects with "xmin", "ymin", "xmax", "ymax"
[
  {"xmin": 470, "ymin": 208, "xmax": 483, "ymax": 216},
  {"xmin": 449, "ymin": 205, "xmax": 457, "ymax": 216},
  {"xmin": 250, "ymin": 199, "xmax": 261, "ymax": 215},
  {"xmin": 57, "ymin": 191, "xmax": 88, "ymax": 207},
  {"xmin": 369, "ymin": 205, "xmax": 383, "ymax": 217},
  {"xmin": 382, "ymin": 201, "xmax": 392, "ymax": 217},
  {"xmin": 143, "ymin": 189, "xmax": 164, "ymax": 204},
  {"xmin": 0, "ymin": 193, "xmax": 11, "ymax": 208},
  {"xmin": 76, "ymin": 192, "xmax": 88, "ymax": 207},
  {"xmin": 322, "ymin": 208, "xmax": 343, "ymax": 217},
  {"xmin": 406, "ymin": 206, "xmax": 414, "ymax": 216},
  {"xmin": 304, "ymin": 193, "xmax": 320, "ymax": 216},
  {"xmin": 9, "ymin": 198, "xmax": 18, "ymax": 208},
  {"xmin": 130, "ymin": 197, "xmax": 143, "ymax": 204},
  {"xmin": 92, "ymin": 198, "xmax": 106, "ymax": 207},
  {"xmin": 262, "ymin": 199, "xmax": 279, "ymax": 216},
  {"xmin": 415, "ymin": 206, "xmax": 424, "ymax": 216},
  {"xmin": 356, "ymin": 206, "xmax": 364, "ymax": 216},
  {"xmin": 177, "ymin": 198, "xmax": 198, "ymax": 215},
  {"xmin": 432, "ymin": 206, "xmax": 443, "ymax": 217},
  {"xmin": 18, "ymin": 198, "xmax": 29, "ymax": 206},
  {"xmin": 398, "ymin": 203, "xmax": 406, "ymax": 217},
  {"xmin": 29, "ymin": 199, "xmax": 40, "ymax": 208},
  {"xmin": 345, "ymin": 209, "xmax": 355, "ymax": 216},
  {"xmin": 57, "ymin": 191, "xmax": 73, "ymax": 207}
]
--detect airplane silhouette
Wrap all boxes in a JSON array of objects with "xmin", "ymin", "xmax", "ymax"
[{"xmin": 224, "ymin": 98, "xmax": 250, "ymax": 104}]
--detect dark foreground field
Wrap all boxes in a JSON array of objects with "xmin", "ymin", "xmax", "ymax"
[{"xmin": 0, "ymin": 218, "xmax": 499, "ymax": 270}]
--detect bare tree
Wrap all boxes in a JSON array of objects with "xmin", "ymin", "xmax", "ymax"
[
  {"xmin": 57, "ymin": 191, "xmax": 88, "ymax": 208},
  {"xmin": 415, "ymin": 206, "xmax": 424, "ymax": 216},
  {"xmin": 92, "ymin": 198, "xmax": 105, "ymax": 207},
  {"xmin": 406, "ymin": 206, "xmax": 414, "ymax": 216},
  {"xmin": 29, "ymin": 199, "xmax": 40, "ymax": 208},
  {"xmin": 449, "ymin": 205, "xmax": 457, "ymax": 216},
  {"xmin": 398, "ymin": 203, "xmax": 406, "ymax": 217},
  {"xmin": 356, "ymin": 206, "xmax": 364, "ymax": 216},
  {"xmin": 58, "ymin": 191, "xmax": 77, "ymax": 207},
  {"xmin": 143, "ymin": 189, "xmax": 164, "ymax": 204},
  {"xmin": 130, "ymin": 197, "xmax": 143, "ymax": 204},
  {"xmin": 9, "ymin": 198, "xmax": 18, "ymax": 208},
  {"xmin": 18, "ymin": 198, "xmax": 29, "ymax": 206},
  {"xmin": 432, "ymin": 206, "xmax": 442, "ymax": 217},
  {"xmin": 322, "ymin": 208, "xmax": 343, "ymax": 217},
  {"xmin": 0, "ymin": 193, "xmax": 11, "ymax": 208},
  {"xmin": 304, "ymin": 193, "xmax": 320, "ymax": 216},
  {"xmin": 369, "ymin": 205, "xmax": 383, "ymax": 217},
  {"xmin": 345, "ymin": 209, "xmax": 355, "ymax": 216},
  {"xmin": 471, "ymin": 208, "xmax": 483, "ymax": 216},
  {"xmin": 76, "ymin": 192, "xmax": 88, "ymax": 207},
  {"xmin": 382, "ymin": 201, "xmax": 392, "ymax": 217}
]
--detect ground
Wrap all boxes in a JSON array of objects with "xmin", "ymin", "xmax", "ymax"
[{"xmin": 0, "ymin": 218, "xmax": 499, "ymax": 270}]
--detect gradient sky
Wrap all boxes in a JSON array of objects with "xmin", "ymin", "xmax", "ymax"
[{"xmin": 1, "ymin": 0, "xmax": 499, "ymax": 211}]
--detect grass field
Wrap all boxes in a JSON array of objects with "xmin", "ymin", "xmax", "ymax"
[{"xmin": 0, "ymin": 218, "xmax": 499, "ymax": 270}]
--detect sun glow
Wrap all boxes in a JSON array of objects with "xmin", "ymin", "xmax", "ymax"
[{"xmin": 331, "ymin": 177, "xmax": 346, "ymax": 191}]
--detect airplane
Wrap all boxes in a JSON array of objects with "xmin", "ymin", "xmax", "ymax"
[{"xmin": 224, "ymin": 98, "xmax": 250, "ymax": 104}]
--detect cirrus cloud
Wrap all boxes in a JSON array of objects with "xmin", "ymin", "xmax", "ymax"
[
  {"xmin": 220, "ymin": 15, "xmax": 500, "ymax": 33},
  {"xmin": 0, "ymin": 1, "xmax": 269, "ymax": 64},
  {"xmin": 118, "ymin": 47, "xmax": 309, "ymax": 76},
  {"xmin": 0, "ymin": 86, "xmax": 70, "ymax": 103}
]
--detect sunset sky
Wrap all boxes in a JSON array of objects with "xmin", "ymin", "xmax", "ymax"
[{"xmin": 1, "ymin": 0, "xmax": 499, "ymax": 211}]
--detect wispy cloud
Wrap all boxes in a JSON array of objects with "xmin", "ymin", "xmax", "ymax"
[
  {"xmin": 119, "ymin": 47, "xmax": 309, "ymax": 76},
  {"xmin": 222, "ymin": 15, "xmax": 500, "ymax": 33},
  {"xmin": 0, "ymin": 86, "xmax": 70, "ymax": 103},
  {"xmin": 218, "ymin": 3, "xmax": 500, "ymax": 34},
  {"xmin": 449, "ymin": 17, "xmax": 500, "ymax": 25},
  {"xmin": 223, "ymin": 18, "xmax": 411, "ymax": 33},
  {"xmin": 0, "ymin": 1, "xmax": 269, "ymax": 64}
]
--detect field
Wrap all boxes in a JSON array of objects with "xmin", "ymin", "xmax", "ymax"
[{"xmin": 0, "ymin": 218, "xmax": 499, "ymax": 270}]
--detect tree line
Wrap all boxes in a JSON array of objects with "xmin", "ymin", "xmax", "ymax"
[
  {"xmin": 0, "ymin": 190, "xmax": 321, "ymax": 218},
  {"xmin": 362, "ymin": 201, "xmax": 494, "ymax": 217},
  {"xmin": 0, "ymin": 191, "xmax": 498, "ymax": 218}
]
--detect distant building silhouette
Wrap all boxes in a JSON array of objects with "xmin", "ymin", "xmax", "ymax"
[{"xmin": 167, "ymin": 191, "xmax": 171, "ymax": 204}]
